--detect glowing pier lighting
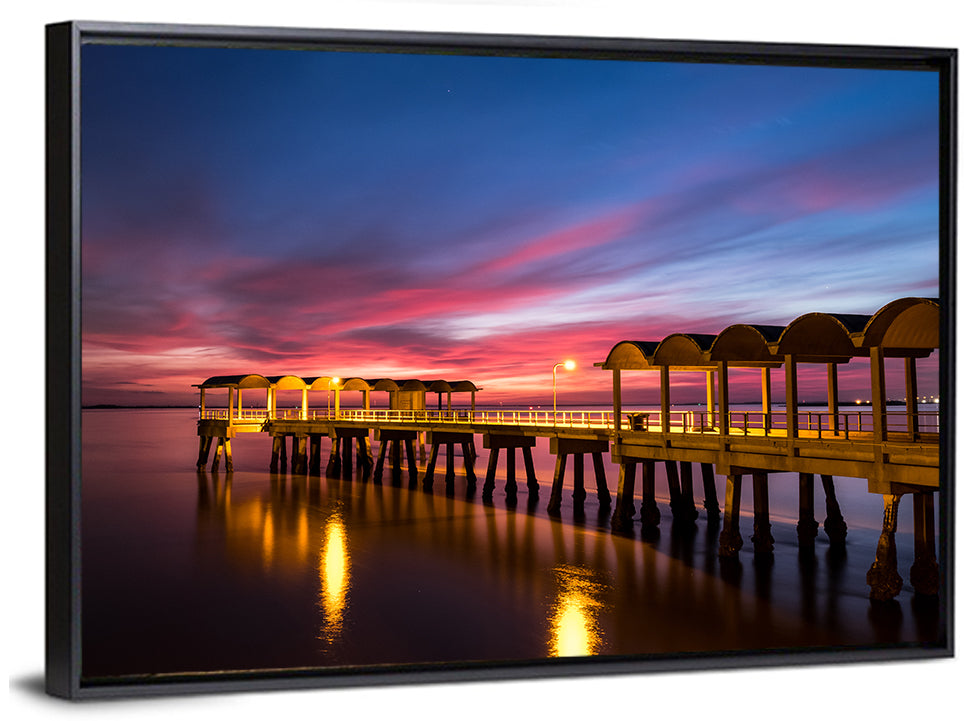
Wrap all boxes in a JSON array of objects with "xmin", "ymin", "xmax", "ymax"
[{"xmin": 552, "ymin": 360, "xmax": 576, "ymax": 416}]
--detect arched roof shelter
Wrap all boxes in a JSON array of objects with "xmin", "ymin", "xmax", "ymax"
[
  {"xmin": 597, "ymin": 341, "xmax": 660, "ymax": 370},
  {"xmin": 340, "ymin": 377, "xmax": 375, "ymax": 392},
  {"xmin": 305, "ymin": 376, "xmax": 340, "ymax": 391},
  {"xmin": 195, "ymin": 374, "xmax": 271, "ymax": 389},
  {"xmin": 708, "ymin": 325, "xmax": 785, "ymax": 366},
  {"xmin": 653, "ymin": 333, "xmax": 717, "ymax": 369},
  {"xmin": 853, "ymin": 297, "xmax": 939, "ymax": 356},
  {"xmin": 770, "ymin": 313, "xmax": 871, "ymax": 361},
  {"xmin": 266, "ymin": 374, "xmax": 307, "ymax": 390}
]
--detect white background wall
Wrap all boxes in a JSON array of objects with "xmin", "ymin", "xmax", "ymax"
[{"xmin": 3, "ymin": 2, "xmax": 960, "ymax": 718}]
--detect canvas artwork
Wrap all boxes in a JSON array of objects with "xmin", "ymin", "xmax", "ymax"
[{"xmin": 46, "ymin": 22, "xmax": 954, "ymax": 697}]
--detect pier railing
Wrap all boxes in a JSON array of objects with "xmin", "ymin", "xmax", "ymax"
[
  {"xmin": 625, "ymin": 409, "xmax": 939, "ymax": 441},
  {"xmin": 199, "ymin": 407, "xmax": 938, "ymax": 442}
]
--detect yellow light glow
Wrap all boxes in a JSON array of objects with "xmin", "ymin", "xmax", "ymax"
[
  {"xmin": 564, "ymin": 360, "xmax": 576, "ymax": 371},
  {"xmin": 261, "ymin": 510, "xmax": 275, "ymax": 569},
  {"xmin": 548, "ymin": 565, "xmax": 605, "ymax": 657},
  {"xmin": 318, "ymin": 512, "xmax": 350, "ymax": 643}
]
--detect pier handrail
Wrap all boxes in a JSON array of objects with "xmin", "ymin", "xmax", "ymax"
[{"xmin": 199, "ymin": 406, "xmax": 938, "ymax": 443}]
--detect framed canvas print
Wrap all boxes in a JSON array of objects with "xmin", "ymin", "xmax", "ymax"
[{"xmin": 46, "ymin": 20, "xmax": 956, "ymax": 699}]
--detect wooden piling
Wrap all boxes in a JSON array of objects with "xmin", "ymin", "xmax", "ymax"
[
  {"xmin": 700, "ymin": 463, "xmax": 720, "ymax": 518},
  {"xmin": 679, "ymin": 462, "xmax": 699, "ymax": 523},
  {"xmin": 751, "ymin": 471, "xmax": 774, "ymax": 554},
  {"xmin": 196, "ymin": 436, "xmax": 213, "ymax": 470},
  {"xmin": 909, "ymin": 492, "xmax": 939, "ymax": 595},
  {"xmin": 547, "ymin": 453, "xmax": 568, "ymax": 515},
  {"xmin": 592, "ymin": 452, "xmax": 611, "ymax": 507},
  {"xmin": 718, "ymin": 474, "xmax": 743, "ymax": 557},
  {"xmin": 610, "ymin": 461, "xmax": 637, "ymax": 533},
  {"xmin": 639, "ymin": 459, "xmax": 660, "ymax": 530},
  {"xmin": 664, "ymin": 461, "xmax": 683, "ymax": 519},
  {"xmin": 482, "ymin": 434, "xmax": 537, "ymax": 499},
  {"xmin": 797, "ymin": 472, "xmax": 819, "ymax": 545},
  {"xmin": 308, "ymin": 435, "xmax": 322, "ymax": 475},
  {"xmin": 820, "ymin": 474, "xmax": 848, "ymax": 546},
  {"xmin": 867, "ymin": 493, "xmax": 903, "ymax": 601}
]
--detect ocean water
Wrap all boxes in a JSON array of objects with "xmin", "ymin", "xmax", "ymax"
[{"xmin": 79, "ymin": 408, "xmax": 945, "ymax": 680}]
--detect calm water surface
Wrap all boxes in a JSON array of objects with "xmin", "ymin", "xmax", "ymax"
[{"xmin": 81, "ymin": 409, "xmax": 943, "ymax": 680}]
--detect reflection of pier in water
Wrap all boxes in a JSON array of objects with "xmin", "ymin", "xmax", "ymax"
[
  {"xmin": 193, "ymin": 297, "xmax": 943, "ymax": 603},
  {"xmin": 194, "ymin": 467, "xmax": 939, "ymax": 661}
]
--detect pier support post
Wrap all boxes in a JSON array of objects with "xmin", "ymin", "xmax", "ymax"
[
  {"xmin": 211, "ymin": 437, "xmax": 233, "ymax": 472},
  {"xmin": 751, "ymin": 471, "xmax": 774, "ymax": 554},
  {"xmin": 390, "ymin": 440, "xmax": 402, "ymax": 486},
  {"xmin": 443, "ymin": 443, "xmax": 455, "ymax": 486},
  {"xmin": 610, "ymin": 461, "xmax": 637, "ymax": 533},
  {"xmin": 196, "ymin": 436, "xmax": 213, "ymax": 471},
  {"xmin": 678, "ymin": 462, "xmax": 699, "ymax": 523},
  {"xmin": 909, "ymin": 492, "xmax": 939, "ymax": 595},
  {"xmin": 357, "ymin": 436, "xmax": 374, "ymax": 476},
  {"xmin": 547, "ymin": 453, "xmax": 568, "ymax": 516},
  {"xmin": 797, "ymin": 473, "xmax": 819, "ymax": 546},
  {"xmin": 482, "ymin": 435, "xmax": 536, "ymax": 500},
  {"xmin": 483, "ymin": 448, "xmax": 500, "ymax": 500},
  {"xmin": 522, "ymin": 447, "xmax": 539, "ymax": 495},
  {"xmin": 293, "ymin": 435, "xmax": 308, "ymax": 475},
  {"xmin": 592, "ymin": 452, "xmax": 611, "ymax": 508},
  {"xmin": 461, "ymin": 442, "xmax": 477, "ymax": 486},
  {"xmin": 548, "ymin": 438, "xmax": 610, "ymax": 515},
  {"xmin": 308, "ymin": 435, "xmax": 322, "ymax": 476},
  {"xmin": 340, "ymin": 436, "xmax": 353, "ymax": 479},
  {"xmin": 820, "ymin": 474, "xmax": 848, "ymax": 546},
  {"xmin": 326, "ymin": 435, "xmax": 340, "ymax": 476},
  {"xmin": 374, "ymin": 437, "xmax": 390, "ymax": 483},
  {"xmin": 406, "ymin": 438, "xmax": 418, "ymax": 488},
  {"xmin": 867, "ymin": 493, "xmax": 904, "ymax": 601},
  {"xmin": 639, "ymin": 460, "xmax": 660, "ymax": 531},
  {"xmin": 718, "ymin": 474, "xmax": 743, "ymax": 557},
  {"xmin": 572, "ymin": 454, "xmax": 586, "ymax": 506},
  {"xmin": 664, "ymin": 461, "xmax": 683, "ymax": 519},
  {"xmin": 701, "ymin": 463, "xmax": 720, "ymax": 518},
  {"xmin": 211, "ymin": 438, "xmax": 223, "ymax": 471},
  {"xmin": 421, "ymin": 442, "xmax": 439, "ymax": 489},
  {"xmin": 269, "ymin": 436, "xmax": 282, "ymax": 472},
  {"xmin": 423, "ymin": 431, "xmax": 477, "ymax": 491}
]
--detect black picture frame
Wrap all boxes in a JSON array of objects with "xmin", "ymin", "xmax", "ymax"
[{"xmin": 45, "ymin": 19, "xmax": 956, "ymax": 700}]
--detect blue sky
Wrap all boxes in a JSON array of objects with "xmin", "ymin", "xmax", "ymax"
[{"xmin": 79, "ymin": 43, "xmax": 941, "ymax": 405}]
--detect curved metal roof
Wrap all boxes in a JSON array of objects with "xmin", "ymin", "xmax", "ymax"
[
  {"xmin": 708, "ymin": 324, "xmax": 784, "ymax": 365},
  {"xmin": 598, "ymin": 341, "xmax": 660, "ymax": 370},
  {"xmin": 653, "ymin": 333, "xmax": 717, "ymax": 369},
  {"xmin": 266, "ymin": 374, "xmax": 308, "ymax": 390},
  {"xmin": 854, "ymin": 297, "xmax": 939, "ymax": 354},
  {"xmin": 304, "ymin": 376, "xmax": 341, "ymax": 391},
  {"xmin": 769, "ymin": 312, "xmax": 869, "ymax": 360},
  {"xmin": 194, "ymin": 374, "xmax": 271, "ymax": 389},
  {"xmin": 598, "ymin": 297, "xmax": 939, "ymax": 371},
  {"xmin": 426, "ymin": 380, "xmax": 481, "ymax": 392}
]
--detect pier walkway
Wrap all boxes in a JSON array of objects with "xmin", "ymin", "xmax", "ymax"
[{"xmin": 193, "ymin": 297, "xmax": 945, "ymax": 602}]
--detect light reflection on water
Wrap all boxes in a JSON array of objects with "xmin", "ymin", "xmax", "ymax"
[
  {"xmin": 549, "ymin": 565, "xmax": 607, "ymax": 657},
  {"xmin": 319, "ymin": 511, "xmax": 350, "ymax": 645},
  {"xmin": 80, "ymin": 409, "xmax": 944, "ymax": 680}
]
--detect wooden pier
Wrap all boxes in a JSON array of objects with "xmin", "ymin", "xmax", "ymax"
[{"xmin": 194, "ymin": 297, "xmax": 944, "ymax": 602}]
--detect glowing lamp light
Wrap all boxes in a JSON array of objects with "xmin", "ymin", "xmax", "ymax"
[
  {"xmin": 552, "ymin": 359, "xmax": 577, "ymax": 416},
  {"xmin": 327, "ymin": 377, "xmax": 341, "ymax": 417}
]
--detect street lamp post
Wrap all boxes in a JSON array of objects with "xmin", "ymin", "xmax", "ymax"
[
  {"xmin": 552, "ymin": 360, "xmax": 576, "ymax": 421},
  {"xmin": 328, "ymin": 377, "xmax": 340, "ymax": 418}
]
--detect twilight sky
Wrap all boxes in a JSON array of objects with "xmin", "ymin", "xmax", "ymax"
[{"xmin": 80, "ymin": 43, "xmax": 941, "ymax": 407}]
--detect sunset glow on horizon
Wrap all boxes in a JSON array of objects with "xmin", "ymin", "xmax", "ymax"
[{"xmin": 80, "ymin": 44, "xmax": 941, "ymax": 407}]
